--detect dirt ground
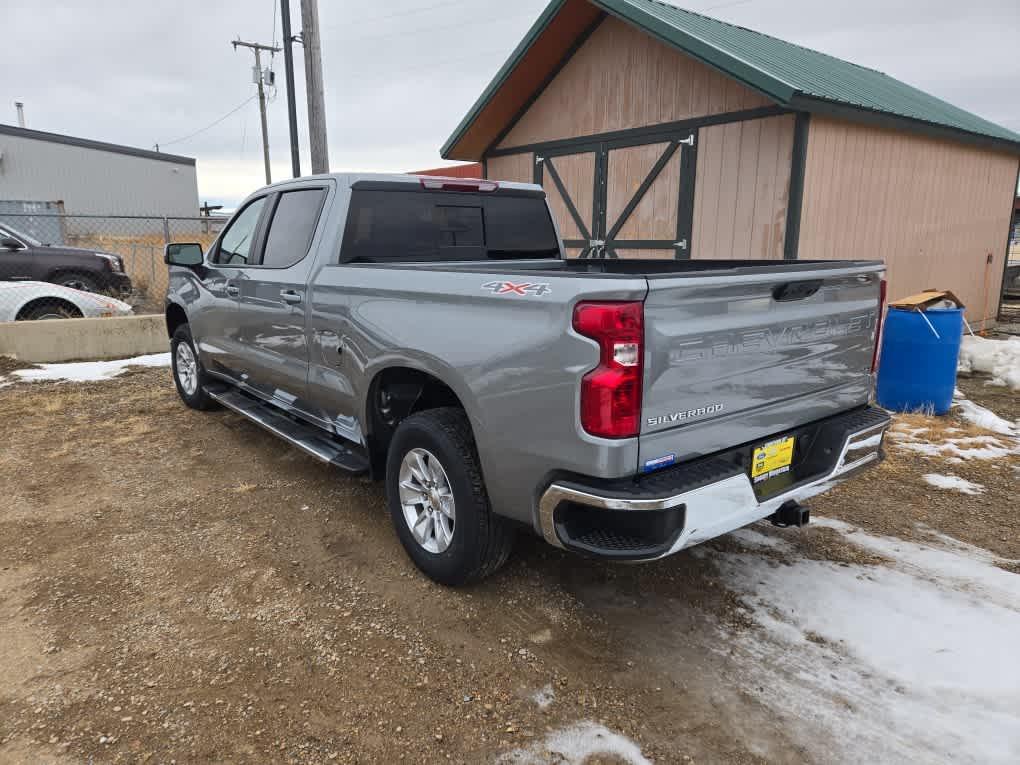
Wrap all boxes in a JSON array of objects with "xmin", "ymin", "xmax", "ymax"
[{"xmin": 0, "ymin": 365, "xmax": 1017, "ymax": 764}]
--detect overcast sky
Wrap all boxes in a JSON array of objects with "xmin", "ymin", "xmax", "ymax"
[{"xmin": 3, "ymin": 0, "xmax": 1018, "ymax": 208}]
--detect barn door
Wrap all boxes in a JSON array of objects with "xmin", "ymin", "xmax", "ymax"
[
  {"xmin": 536, "ymin": 132, "xmax": 697, "ymax": 259},
  {"xmin": 537, "ymin": 149, "xmax": 600, "ymax": 259},
  {"xmin": 602, "ymin": 133, "xmax": 696, "ymax": 259}
]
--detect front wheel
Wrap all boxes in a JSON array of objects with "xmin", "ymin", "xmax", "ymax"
[
  {"xmin": 56, "ymin": 272, "xmax": 99, "ymax": 292},
  {"xmin": 17, "ymin": 301, "xmax": 82, "ymax": 321},
  {"xmin": 386, "ymin": 408, "xmax": 514, "ymax": 586},
  {"xmin": 171, "ymin": 325, "xmax": 218, "ymax": 411}
]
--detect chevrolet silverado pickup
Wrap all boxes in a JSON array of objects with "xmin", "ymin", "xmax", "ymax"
[{"xmin": 164, "ymin": 173, "xmax": 891, "ymax": 585}]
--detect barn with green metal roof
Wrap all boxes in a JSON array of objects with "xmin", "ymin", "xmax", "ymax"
[{"xmin": 443, "ymin": 0, "xmax": 1020, "ymax": 326}]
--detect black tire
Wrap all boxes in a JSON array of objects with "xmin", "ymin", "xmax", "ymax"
[
  {"xmin": 55, "ymin": 272, "xmax": 99, "ymax": 292},
  {"xmin": 17, "ymin": 300, "xmax": 83, "ymax": 321},
  {"xmin": 386, "ymin": 408, "xmax": 514, "ymax": 586},
  {"xmin": 170, "ymin": 325, "xmax": 218, "ymax": 411}
]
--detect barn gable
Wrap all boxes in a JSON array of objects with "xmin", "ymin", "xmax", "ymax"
[
  {"xmin": 497, "ymin": 17, "xmax": 772, "ymax": 151},
  {"xmin": 444, "ymin": 0, "xmax": 1020, "ymax": 161},
  {"xmin": 453, "ymin": 0, "xmax": 1020, "ymax": 325}
]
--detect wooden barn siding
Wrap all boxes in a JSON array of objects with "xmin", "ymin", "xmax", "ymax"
[
  {"xmin": 692, "ymin": 114, "xmax": 796, "ymax": 260},
  {"xmin": 497, "ymin": 16, "xmax": 771, "ymax": 151},
  {"xmin": 486, "ymin": 153, "xmax": 534, "ymax": 184},
  {"xmin": 798, "ymin": 117, "xmax": 1020, "ymax": 325}
]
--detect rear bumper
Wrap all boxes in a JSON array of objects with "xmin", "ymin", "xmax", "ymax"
[{"xmin": 537, "ymin": 406, "xmax": 891, "ymax": 560}]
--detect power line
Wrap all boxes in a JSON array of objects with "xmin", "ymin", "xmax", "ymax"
[
  {"xmin": 156, "ymin": 94, "xmax": 258, "ymax": 149},
  {"xmin": 335, "ymin": 10, "xmax": 535, "ymax": 45},
  {"xmin": 240, "ymin": 100, "xmax": 251, "ymax": 160},
  {"xmin": 331, "ymin": 0, "xmax": 471, "ymax": 30},
  {"xmin": 342, "ymin": 47, "xmax": 506, "ymax": 75}
]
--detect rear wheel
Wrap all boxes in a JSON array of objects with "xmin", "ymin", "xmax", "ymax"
[
  {"xmin": 386, "ymin": 408, "xmax": 514, "ymax": 585},
  {"xmin": 171, "ymin": 325, "xmax": 218, "ymax": 410}
]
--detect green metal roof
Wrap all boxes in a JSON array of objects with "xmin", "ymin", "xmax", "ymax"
[{"xmin": 442, "ymin": 0, "xmax": 1020, "ymax": 158}]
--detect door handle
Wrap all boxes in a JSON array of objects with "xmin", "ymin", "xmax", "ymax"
[
  {"xmin": 226, "ymin": 284, "xmax": 240, "ymax": 296},
  {"xmin": 280, "ymin": 290, "xmax": 303, "ymax": 305}
]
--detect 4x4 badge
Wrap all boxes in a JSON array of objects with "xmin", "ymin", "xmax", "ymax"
[{"xmin": 481, "ymin": 281, "xmax": 551, "ymax": 297}]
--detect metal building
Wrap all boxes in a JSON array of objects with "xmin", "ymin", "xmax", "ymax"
[
  {"xmin": 0, "ymin": 123, "xmax": 199, "ymax": 217},
  {"xmin": 442, "ymin": 0, "xmax": 1020, "ymax": 326}
]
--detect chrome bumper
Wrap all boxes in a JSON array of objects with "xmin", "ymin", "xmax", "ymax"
[{"xmin": 538, "ymin": 412, "xmax": 890, "ymax": 559}]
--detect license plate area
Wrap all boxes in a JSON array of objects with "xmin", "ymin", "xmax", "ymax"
[{"xmin": 751, "ymin": 436, "xmax": 795, "ymax": 484}]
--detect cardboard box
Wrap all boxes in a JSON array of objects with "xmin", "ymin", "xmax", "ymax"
[{"xmin": 888, "ymin": 290, "xmax": 965, "ymax": 311}]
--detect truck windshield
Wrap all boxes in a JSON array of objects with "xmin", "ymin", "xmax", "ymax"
[
  {"xmin": 341, "ymin": 189, "xmax": 560, "ymax": 263},
  {"xmin": 0, "ymin": 223, "xmax": 42, "ymax": 247}
]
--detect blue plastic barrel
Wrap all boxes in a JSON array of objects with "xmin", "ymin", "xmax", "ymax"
[{"xmin": 876, "ymin": 307, "xmax": 964, "ymax": 415}]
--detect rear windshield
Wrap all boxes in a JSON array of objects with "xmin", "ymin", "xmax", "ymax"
[{"xmin": 340, "ymin": 189, "xmax": 560, "ymax": 263}]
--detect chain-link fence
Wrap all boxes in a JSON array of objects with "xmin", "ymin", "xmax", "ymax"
[{"xmin": 0, "ymin": 212, "xmax": 228, "ymax": 321}]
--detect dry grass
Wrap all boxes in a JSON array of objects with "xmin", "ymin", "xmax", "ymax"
[{"xmin": 889, "ymin": 412, "xmax": 997, "ymax": 443}]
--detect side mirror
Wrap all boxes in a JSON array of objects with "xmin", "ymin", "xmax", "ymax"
[
  {"xmin": 1, "ymin": 237, "xmax": 24, "ymax": 250},
  {"xmin": 164, "ymin": 242, "xmax": 204, "ymax": 267}
]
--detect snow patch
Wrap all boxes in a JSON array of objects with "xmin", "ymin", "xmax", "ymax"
[
  {"xmin": 716, "ymin": 520, "xmax": 1020, "ymax": 763},
  {"xmin": 890, "ymin": 406, "xmax": 1019, "ymax": 461},
  {"xmin": 895, "ymin": 436, "xmax": 1016, "ymax": 461},
  {"xmin": 923, "ymin": 473, "xmax": 984, "ymax": 495},
  {"xmin": 889, "ymin": 424, "xmax": 930, "ymax": 439},
  {"xmin": 729, "ymin": 527, "xmax": 795, "ymax": 553},
  {"xmin": 954, "ymin": 397, "xmax": 1019, "ymax": 437},
  {"xmin": 529, "ymin": 684, "xmax": 555, "ymax": 710},
  {"xmin": 958, "ymin": 335, "xmax": 1020, "ymax": 390},
  {"xmin": 10, "ymin": 353, "xmax": 170, "ymax": 383},
  {"xmin": 498, "ymin": 721, "xmax": 651, "ymax": 765}
]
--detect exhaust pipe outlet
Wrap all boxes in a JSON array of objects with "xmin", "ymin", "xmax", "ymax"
[{"xmin": 770, "ymin": 500, "xmax": 810, "ymax": 528}]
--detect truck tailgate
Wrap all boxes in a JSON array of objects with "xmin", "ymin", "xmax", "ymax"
[{"xmin": 639, "ymin": 263, "xmax": 884, "ymax": 471}]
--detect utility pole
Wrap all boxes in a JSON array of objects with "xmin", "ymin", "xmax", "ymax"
[
  {"xmin": 232, "ymin": 38, "xmax": 281, "ymax": 185},
  {"xmin": 280, "ymin": 0, "xmax": 301, "ymax": 178},
  {"xmin": 300, "ymin": 0, "xmax": 330, "ymax": 174}
]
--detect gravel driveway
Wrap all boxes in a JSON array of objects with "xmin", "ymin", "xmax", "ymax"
[{"xmin": 1, "ymin": 364, "xmax": 1017, "ymax": 763}]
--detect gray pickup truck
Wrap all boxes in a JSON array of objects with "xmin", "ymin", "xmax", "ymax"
[{"xmin": 164, "ymin": 173, "xmax": 891, "ymax": 585}]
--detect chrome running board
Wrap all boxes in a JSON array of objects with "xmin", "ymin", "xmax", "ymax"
[{"xmin": 206, "ymin": 387, "xmax": 369, "ymax": 474}]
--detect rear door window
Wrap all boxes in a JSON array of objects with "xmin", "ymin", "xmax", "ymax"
[
  {"xmin": 259, "ymin": 188, "xmax": 328, "ymax": 268},
  {"xmin": 340, "ymin": 190, "xmax": 558, "ymax": 263}
]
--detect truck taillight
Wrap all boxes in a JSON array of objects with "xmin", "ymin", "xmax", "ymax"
[
  {"xmin": 871, "ymin": 278, "xmax": 888, "ymax": 373},
  {"xmin": 572, "ymin": 301, "xmax": 644, "ymax": 439}
]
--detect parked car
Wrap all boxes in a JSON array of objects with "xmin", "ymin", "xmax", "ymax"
[
  {"xmin": 164, "ymin": 173, "xmax": 891, "ymax": 585},
  {"xmin": 0, "ymin": 280, "xmax": 134, "ymax": 321},
  {"xmin": 0, "ymin": 222, "xmax": 133, "ymax": 295}
]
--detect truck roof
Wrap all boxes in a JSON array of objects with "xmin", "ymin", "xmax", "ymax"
[{"xmin": 256, "ymin": 172, "xmax": 543, "ymax": 195}]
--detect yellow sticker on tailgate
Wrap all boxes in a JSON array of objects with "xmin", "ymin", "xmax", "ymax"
[{"xmin": 751, "ymin": 436, "xmax": 795, "ymax": 482}]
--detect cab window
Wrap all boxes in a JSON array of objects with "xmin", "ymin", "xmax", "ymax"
[
  {"xmin": 258, "ymin": 189, "xmax": 327, "ymax": 268},
  {"xmin": 214, "ymin": 197, "xmax": 266, "ymax": 265}
]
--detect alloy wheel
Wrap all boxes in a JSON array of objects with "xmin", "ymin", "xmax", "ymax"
[
  {"xmin": 398, "ymin": 448, "xmax": 456, "ymax": 554},
  {"xmin": 175, "ymin": 341, "xmax": 199, "ymax": 396}
]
